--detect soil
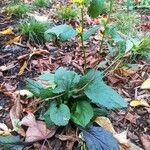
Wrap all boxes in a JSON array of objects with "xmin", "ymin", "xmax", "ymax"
[{"xmin": 0, "ymin": 1, "xmax": 150, "ymax": 149}]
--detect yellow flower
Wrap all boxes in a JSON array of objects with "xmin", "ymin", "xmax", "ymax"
[
  {"xmin": 76, "ymin": 26, "xmax": 82, "ymax": 34},
  {"xmin": 73, "ymin": 0, "xmax": 84, "ymax": 5}
]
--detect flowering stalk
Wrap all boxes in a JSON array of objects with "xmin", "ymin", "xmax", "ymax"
[
  {"xmin": 99, "ymin": 0, "xmax": 113, "ymax": 53},
  {"xmin": 73, "ymin": 0, "xmax": 86, "ymax": 72}
]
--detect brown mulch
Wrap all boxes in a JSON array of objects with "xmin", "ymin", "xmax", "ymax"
[{"xmin": 0, "ymin": 1, "xmax": 150, "ymax": 149}]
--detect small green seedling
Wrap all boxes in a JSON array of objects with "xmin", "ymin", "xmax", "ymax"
[
  {"xmin": 5, "ymin": 3, "xmax": 30, "ymax": 17},
  {"xmin": 57, "ymin": 5, "xmax": 78, "ymax": 20},
  {"xmin": 19, "ymin": 19, "xmax": 49, "ymax": 45},
  {"xmin": 33, "ymin": 0, "xmax": 49, "ymax": 7},
  {"xmin": 113, "ymin": 11, "xmax": 139, "ymax": 35}
]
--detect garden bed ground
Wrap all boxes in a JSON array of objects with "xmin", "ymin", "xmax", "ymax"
[{"xmin": 0, "ymin": 0, "xmax": 150, "ymax": 150}]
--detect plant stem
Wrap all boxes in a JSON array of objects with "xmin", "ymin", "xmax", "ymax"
[
  {"xmin": 99, "ymin": 0, "xmax": 113, "ymax": 53},
  {"xmin": 80, "ymin": 5, "xmax": 86, "ymax": 72}
]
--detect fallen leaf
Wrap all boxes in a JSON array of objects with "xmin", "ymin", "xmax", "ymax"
[
  {"xmin": 125, "ymin": 112, "xmax": 140, "ymax": 124},
  {"xmin": 94, "ymin": 116, "xmax": 116, "ymax": 134},
  {"xmin": 9, "ymin": 94, "xmax": 22, "ymax": 130},
  {"xmin": 16, "ymin": 90, "xmax": 33, "ymax": 98},
  {"xmin": 114, "ymin": 131, "xmax": 143, "ymax": 150},
  {"xmin": 130, "ymin": 100, "xmax": 141, "ymax": 107},
  {"xmin": 140, "ymin": 134, "xmax": 150, "ymax": 150},
  {"xmin": 6, "ymin": 36, "xmax": 21, "ymax": 44},
  {"xmin": 0, "ymin": 27, "xmax": 13, "ymax": 35},
  {"xmin": 114, "ymin": 131, "xmax": 128, "ymax": 146},
  {"xmin": 141, "ymin": 78, "xmax": 150, "ymax": 89},
  {"xmin": 21, "ymin": 113, "xmax": 56, "ymax": 142},
  {"xmin": 0, "ymin": 123, "xmax": 11, "ymax": 135},
  {"xmin": 18, "ymin": 61, "xmax": 28, "ymax": 75},
  {"xmin": 0, "ymin": 62, "xmax": 17, "ymax": 71},
  {"xmin": 21, "ymin": 113, "xmax": 37, "ymax": 127},
  {"xmin": 130, "ymin": 99, "xmax": 150, "ymax": 108}
]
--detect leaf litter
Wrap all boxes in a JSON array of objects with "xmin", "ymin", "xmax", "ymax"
[{"xmin": 0, "ymin": 0, "xmax": 150, "ymax": 149}]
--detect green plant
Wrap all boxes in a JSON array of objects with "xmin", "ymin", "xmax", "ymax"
[
  {"xmin": 44, "ymin": 24, "xmax": 77, "ymax": 43},
  {"xmin": 26, "ymin": 67, "xmax": 127, "ymax": 127},
  {"xmin": 57, "ymin": 5, "xmax": 78, "ymax": 20},
  {"xmin": 5, "ymin": 3, "xmax": 30, "ymax": 17},
  {"xmin": 132, "ymin": 35, "xmax": 150, "ymax": 58},
  {"xmin": 113, "ymin": 11, "xmax": 139, "ymax": 35},
  {"xmin": 33, "ymin": 0, "xmax": 49, "ymax": 7},
  {"xmin": 19, "ymin": 19, "xmax": 49, "ymax": 45}
]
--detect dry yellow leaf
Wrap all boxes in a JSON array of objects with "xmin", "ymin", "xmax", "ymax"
[
  {"xmin": 130, "ymin": 99, "xmax": 150, "ymax": 108},
  {"xmin": 0, "ymin": 27, "xmax": 13, "ymax": 35},
  {"xmin": 6, "ymin": 36, "xmax": 21, "ymax": 44},
  {"xmin": 141, "ymin": 78, "xmax": 150, "ymax": 89},
  {"xmin": 19, "ymin": 61, "xmax": 28, "ymax": 75},
  {"xmin": 130, "ymin": 100, "xmax": 141, "ymax": 107},
  {"xmin": 94, "ymin": 116, "xmax": 116, "ymax": 134}
]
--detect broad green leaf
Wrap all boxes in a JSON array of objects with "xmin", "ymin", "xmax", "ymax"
[
  {"xmin": 0, "ymin": 135, "xmax": 24, "ymax": 150},
  {"xmin": 83, "ymin": 25, "xmax": 100, "ymax": 41},
  {"xmin": 38, "ymin": 73, "xmax": 56, "ymax": 89},
  {"xmin": 44, "ymin": 24, "xmax": 77, "ymax": 42},
  {"xmin": 84, "ymin": 81, "xmax": 128, "ymax": 109},
  {"xmin": 49, "ymin": 101, "xmax": 71, "ymax": 126},
  {"xmin": 71, "ymin": 101, "xmax": 94, "ymax": 127},
  {"xmin": 44, "ymin": 109, "xmax": 55, "ymax": 127},
  {"xmin": 93, "ymin": 108, "xmax": 108, "ymax": 117},
  {"xmin": 26, "ymin": 79, "xmax": 54, "ymax": 98},
  {"xmin": 53, "ymin": 67, "xmax": 80, "ymax": 93},
  {"xmin": 82, "ymin": 125, "xmax": 119, "ymax": 150},
  {"xmin": 26, "ymin": 79, "xmax": 44, "ymax": 97},
  {"xmin": 76, "ymin": 69, "xmax": 103, "ymax": 91},
  {"xmin": 88, "ymin": 0, "xmax": 105, "ymax": 18},
  {"xmin": 40, "ymin": 87, "xmax": 54, "ymax": 99},
  {"xmin": 39, "ymin": 72, "xmax": 54, "ymax": 81}
]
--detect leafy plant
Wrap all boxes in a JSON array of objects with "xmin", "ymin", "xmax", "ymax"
[
  {"xmin": 19, "ymin": 19, "xmax": 49, "ymax": 45},
  {"xmin": 33, "ymin": 0, "xmax": 49, "ymax": 7},
  {"xmin": 26, "ymin": 67, "xmax": 128, "ymax": 127},
  {"xmin": 44, "ymin": 24, "xmax": 77, "ymax": 43},
  {"xmin": 5, "ymin": 3, "xmax": 30, "ymax": 17},
  {"xmin": 132, "ymin": 35, "xmax": 150, "ymax": 58},
  {"xmin": 57, "ymin": 5, "xmax": 78, "ymax": 20},
  {"xmin": 88, "ymin": 0, "xmax": 105, "ymax": 18},
  {"xmin": 113, "ymin": 11, "xmax": 139, "ymax": 35}
]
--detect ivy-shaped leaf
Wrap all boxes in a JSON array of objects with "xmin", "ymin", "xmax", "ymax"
[
  {"xmin": 82, "ymin": 125, "xmax": 119, "ymax": 150},
  {"xmin": 71, "ymin": 100, "xmax": 94, "ymax": 127},
  {"xmin": 88, "ymin": 0, "xmax": 105, "ymax": 18},
  {"xmin": 49, "ymin": 101, "xmax": 71, "ymax": 126},
  {"xmin": 53, "ymin": 67, "xmax": 80, "ymax": 93}
]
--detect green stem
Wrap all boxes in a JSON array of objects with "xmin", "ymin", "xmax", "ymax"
[
  {"xmin": 99, "ymin": 0, "xmax": 113, "ymax": 53},
  {"xmin": 80, "ymin": 5, "xmax": 86, "ymax": 72}
]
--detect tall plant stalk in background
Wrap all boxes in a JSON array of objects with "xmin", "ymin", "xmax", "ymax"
[
  {"xmin": 80, "ymin": 3, "xmax": 87, "ymax": 71},
  {"xmin": 73, "ymin": 0, "xmax": 87, "ymax": 72},
  {"xmin": 99, "ymin": 0, "xmax": 113, "ymax": 53}
]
